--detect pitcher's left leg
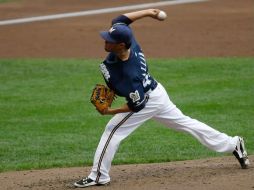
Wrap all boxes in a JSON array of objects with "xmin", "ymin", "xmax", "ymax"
[{"xmin": 87, "ymin": 103, "xmax": 159, "ymax": 185}]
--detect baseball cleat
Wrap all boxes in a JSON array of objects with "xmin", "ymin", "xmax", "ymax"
[
  {"xmin": 233, "ymin": 137, "xmax": 250, "ymax": 169},
  {"xmin": 74, "ymin": 177, "xmax": 110, "ymax": 188}
]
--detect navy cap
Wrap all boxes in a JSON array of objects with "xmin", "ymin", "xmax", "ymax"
[{"xmin": 100, "ymin": 24, "xmax": 132, "ymax": 45}]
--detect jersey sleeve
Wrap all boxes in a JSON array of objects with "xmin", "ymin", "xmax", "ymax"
[
  {"xmin": 111, "ymin": 15, "xmax": 133, "ymax": 26},
  {"xmin": 126, "ymin": 79, "xmax": 147, "ymax": 112}
]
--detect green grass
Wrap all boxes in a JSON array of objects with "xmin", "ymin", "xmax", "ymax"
[
  {"xmin": 0, "ymin": 0, "xmax": 16, "ymax": 3},
  {"xmin": 0, "ymin": 58, "xmax": 253, "ymax": 172}
]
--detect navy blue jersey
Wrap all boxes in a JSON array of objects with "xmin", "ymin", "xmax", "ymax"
[{"xmin": 100, "ymin": 15, "xmax": 157, "ymax": 112}]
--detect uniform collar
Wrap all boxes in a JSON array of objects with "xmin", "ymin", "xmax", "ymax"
[{"xmin": 105, "ymin": 50, "xmax": 133, "ymax": 64}]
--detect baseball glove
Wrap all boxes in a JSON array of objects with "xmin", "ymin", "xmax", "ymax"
[{"xmin": 90, "ymin": 84, "xmax": 115, "ymax": 112}]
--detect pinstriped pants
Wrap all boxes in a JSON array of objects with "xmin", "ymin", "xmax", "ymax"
[{"xmin": 88, "ymin": 83, "xmax": 238, "ymax": 183}]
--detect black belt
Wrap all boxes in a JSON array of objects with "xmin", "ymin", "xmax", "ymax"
[{"xmin": 145, "ymin": 81, "xmax": 158, "ymax": 94}]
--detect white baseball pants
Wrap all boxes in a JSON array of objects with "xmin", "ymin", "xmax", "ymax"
[{"xmin": 88, "ymin": 83, "xmax": 238, "ymax": 183}]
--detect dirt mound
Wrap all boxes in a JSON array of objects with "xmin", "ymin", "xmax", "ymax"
[{"xmin": 1, "ymin": 156, "xmax": 253, "ymax": 190}]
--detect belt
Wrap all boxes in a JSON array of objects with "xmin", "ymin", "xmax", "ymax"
[{"xmin": 145, "ymin": 81, "xmax": 158, "ymax": 95}]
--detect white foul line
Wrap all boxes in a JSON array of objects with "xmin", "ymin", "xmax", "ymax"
[{"xmin": 0, "ymin": 0, "xmax": 208, "ymax": 26}]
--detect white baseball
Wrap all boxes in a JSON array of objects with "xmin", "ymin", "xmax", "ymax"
[{"xmin": 157, "ymin": 11, "xmax": 167, "ymax": 20}]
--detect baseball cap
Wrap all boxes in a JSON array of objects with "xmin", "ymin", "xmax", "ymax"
[{"xmin": 100, "ymin": 24, "xmax": 132, "ymax": 45}]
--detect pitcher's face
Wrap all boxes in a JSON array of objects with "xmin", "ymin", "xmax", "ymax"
[{"xmin": 104, "ymin": 41, "xmax": 125, "ymax": 53}]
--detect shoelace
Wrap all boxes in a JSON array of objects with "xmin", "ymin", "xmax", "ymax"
[
  {"xmin": 82, "ymin": 177, "xmax": 88, "ymax": 184},
  {"xmin": 82, "ymin": 177, "xmax": 93, "ymax": 184}
]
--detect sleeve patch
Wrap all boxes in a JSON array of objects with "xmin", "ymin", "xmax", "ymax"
[{"xmin": 129, "ymin": 90, "xmax": 140, "ymax": 103}]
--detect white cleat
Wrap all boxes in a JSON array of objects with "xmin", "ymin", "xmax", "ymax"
[
  {"xmin": 233, "ymin": 137, "xmax": 250, "ymax": 169},
  {"xmin": 74, "ymin": 177, "xmax": 110, "ymax": 188}
]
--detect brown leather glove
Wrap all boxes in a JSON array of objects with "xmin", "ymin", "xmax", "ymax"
[{"xmin": 90, "ymin": 84, "xmax": 115, "ymax": 113}]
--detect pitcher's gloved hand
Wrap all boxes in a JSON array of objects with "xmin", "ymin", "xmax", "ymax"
[{"xmin": 90, "ymin": 84, "xmax": 116, "ymax": 114}]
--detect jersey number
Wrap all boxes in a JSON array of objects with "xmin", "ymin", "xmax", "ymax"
[{"xmin": 143, "ymin": 74, "xmax": 152, "ymax": 88}]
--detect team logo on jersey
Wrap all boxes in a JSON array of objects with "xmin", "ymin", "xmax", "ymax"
[
  {"xmin": 100, "ymin": 63, "xmax": 110, "ymax": 81},
  {"xmin": 129, "ymin": 90, "xmax": 140, "ymax": 103}
]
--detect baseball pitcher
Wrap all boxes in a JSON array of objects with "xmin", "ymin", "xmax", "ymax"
[{"xmin": 74, "ymin": 9, "xmax": 250, "ymax": 188}]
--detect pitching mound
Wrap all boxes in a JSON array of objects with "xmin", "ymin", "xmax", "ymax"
[{"xmin": 1, "ymin": 156, "xmax": 253, "ymax": 190}]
